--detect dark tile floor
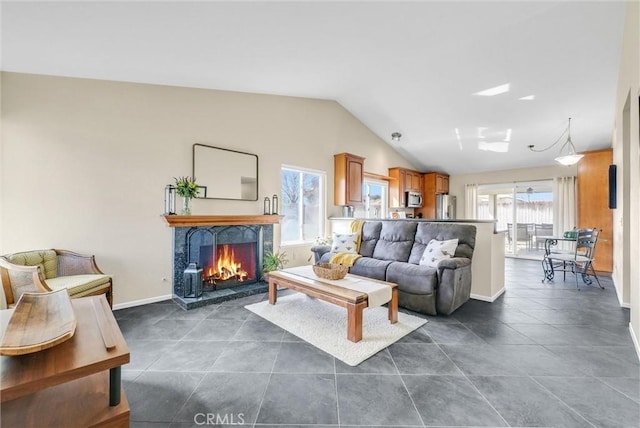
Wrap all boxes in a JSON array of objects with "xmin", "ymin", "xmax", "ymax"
[{"xmin": 116, "ymin": 259, "xmax": 639, "ymax": 427}]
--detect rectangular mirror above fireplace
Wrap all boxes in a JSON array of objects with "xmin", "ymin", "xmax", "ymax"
[{"xmin": 192, "ymin": 143, "xmax": 259, "ymax": 200}]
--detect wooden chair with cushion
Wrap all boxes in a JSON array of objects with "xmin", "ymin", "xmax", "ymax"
[{"xmin": 0, "ymin": 249, "xmax": 113, "ymax": 308}]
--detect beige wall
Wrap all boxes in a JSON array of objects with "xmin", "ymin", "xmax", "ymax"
[
  {"xmin": 449, "ymin": 164, "xmax": 578, "ymax": 218},
  {"xmin": 0, "ymin": 72, "xmax": 412, "ymax": 305},
  {"xmin": 612, "ymin": 1, "xmax": 640, "ymax": 354}
]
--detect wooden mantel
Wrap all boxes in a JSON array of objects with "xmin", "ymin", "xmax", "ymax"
[{"xmin": 163, "ymin": 214, "xmax": 283, "ymax": 227}]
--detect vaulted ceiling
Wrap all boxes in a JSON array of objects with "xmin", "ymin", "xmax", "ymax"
[{"xmin": 1, "ymin": 1, "xmax": 626, "ymax": 174}]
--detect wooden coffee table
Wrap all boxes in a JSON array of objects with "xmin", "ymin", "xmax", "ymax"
[
  {"xmin": 1, "ymin": 295, "xmax": 130, "ymax": 427},
  {"xmin": 268, "ymin": 269, "xmax": 398, "ymax": 342}
]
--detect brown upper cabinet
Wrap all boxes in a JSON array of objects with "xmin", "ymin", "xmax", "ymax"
[
  {"xmin": 388, "ymin": 167, "xmax": 423, "ymax": 207},
  {"xmin": 410, "ymin": 172, "xmax": 423, "ymax": 193},
  {"xmin": 435, "ymin": 174, "xmax": 449, "ymax": 194},
  {"xmin": 415, "ymin": 172, "xmax": 450, "ymax": 219},
  {"xmin": 334, "ymin": 153, "xmax": 365, "ymax": 206}
]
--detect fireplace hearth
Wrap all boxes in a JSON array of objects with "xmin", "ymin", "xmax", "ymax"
[{"xmin": 167, "ymin": 216, "xmax": 280, "ymax": 310}]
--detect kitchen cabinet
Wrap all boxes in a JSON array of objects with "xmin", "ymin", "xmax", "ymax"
[
  {"xmin": 416, "ymin": 172, "xmax": 450, "ymax": 219},
  {"xmin": 334, "ymin": 153, "xmax": 365, "ymax": 206},
  {"xmin": 410, "ymin": 171, "xmax": 423, "ymax": 192},
  {"xmin": 435, "ymin": 174, "xmax": 449, "ymax": 194},
  {"xmin": 404, "ymin": 171, "xmax": 413, "ymax": 191},
  {"xmin": 388, "ymin": 167, "xmax": 423, "ymax": 207}
]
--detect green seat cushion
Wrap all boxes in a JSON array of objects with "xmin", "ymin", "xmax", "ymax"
[
  {"xmin": 67, "ymin": 282, "xmax": 112, "ymax": 299},
  {"xmin": 45, "ymin": 274, "xmax": 111, "ymax": 296},
  {"xmin": 6, "ymin": 250, "xmax": 57, "ymax": 279}
]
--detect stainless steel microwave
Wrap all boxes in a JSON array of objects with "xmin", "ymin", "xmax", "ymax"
[{"xmin": 405, "ymin": 191, "xmax": 422, "ymax": 208}]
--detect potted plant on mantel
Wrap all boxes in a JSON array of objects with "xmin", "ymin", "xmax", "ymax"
[
  {"xmin": 174, "ymin": 176, "xmax": 199, "ymax": 215},
  {"xmin": 262, "ymin": 250, "xmax": 288, "ymax": 281}
]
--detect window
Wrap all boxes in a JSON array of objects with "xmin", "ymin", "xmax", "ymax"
[
  {"xmin": 281, "ymin": 166, "xmax": 326, "ymax": 245},
  {"xmin": 355, "ymin": 178, "xmax": 389, "ymax": 219}
]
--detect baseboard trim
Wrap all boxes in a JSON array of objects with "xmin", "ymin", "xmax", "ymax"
[
  {"xmin": 630, "ymin": 323, "xmax": 640, "ymax": 361},
  {"xmin": 612, "ymin": 276, "xmax": 631, "ymax": 308},
  {"xmin": 471, "ymin": 287, "xmax": 505, "ymax": 303},
  {"xmin": 617, "ymin": 289, "xmax": 631, "ymax": 308},
  {"xmin": 113, "ymin": 294, "xmax": 173, "ymax": 310}
]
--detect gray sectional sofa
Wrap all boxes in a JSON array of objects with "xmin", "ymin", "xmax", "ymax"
[{"xmin": 313, "ymin": 221, "xmax": 477, "ymax": 315}]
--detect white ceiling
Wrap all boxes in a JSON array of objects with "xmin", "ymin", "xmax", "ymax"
[{"xmin": 1, "ymin": 1, "xmax": 626, "ymax": 174}]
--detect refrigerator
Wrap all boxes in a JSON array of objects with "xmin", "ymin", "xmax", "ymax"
[{"xmin": 436, "ymin": 195, "xmax": 456, "ymax": 219}]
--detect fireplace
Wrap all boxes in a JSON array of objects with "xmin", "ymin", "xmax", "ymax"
[
  {"xmin": 201, "ymin": 243, "xmax": 253, "ymax": 288},
  {"xmin": 167, "ymin": 215, "xmax": 279, "ymax": 310},
  {"xmin": 187, "ymin": 225, "xmax": 263, "ymax": 291}
]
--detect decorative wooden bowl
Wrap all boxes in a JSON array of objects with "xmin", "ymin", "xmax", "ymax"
[
  {"xmin": 313, "ymin": 263, "xmax": 348, "ymax": 280},
  {"xmin": 0, "ymin": 290, "xmax": 77, "ymax": 356}
]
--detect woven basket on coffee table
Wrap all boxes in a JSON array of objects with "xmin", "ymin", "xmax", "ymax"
[{"xmin": 312, "ymin": 263, "xmax": 348, "ymax": 280}]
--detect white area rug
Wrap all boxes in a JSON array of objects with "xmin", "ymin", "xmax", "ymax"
[{"xmin": 245, "ymin": 293, "xmax": 427, "ymax": 366}]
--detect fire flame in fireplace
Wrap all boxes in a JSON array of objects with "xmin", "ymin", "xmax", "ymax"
[{"xmin": 206, "ymin": 245, "xmax": 248, "ymax": 283}]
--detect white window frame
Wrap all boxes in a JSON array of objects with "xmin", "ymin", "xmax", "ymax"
[
  {"xmin": 280, "ymin": 165, "xmax": 326, "ymax": 246},
  {"xmin": 362, "ymin": 177, "xmax": 389, "ymax": 219}
]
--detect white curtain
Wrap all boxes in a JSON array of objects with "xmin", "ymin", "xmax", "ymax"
[
  {"xmin": 464, "ymin": 183, "xmax": 478, "ymax": 219},
  {"xmin": 553, "ymin": 176, "xmax": 577, "ymax": 249}
]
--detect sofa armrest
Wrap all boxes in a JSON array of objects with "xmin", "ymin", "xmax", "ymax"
[
  {"xmin": 438, "ymin": 257, "xmax": 472, "ymax": 270},
  {"xmin": 436, "ymin": 257, "xmax": 473, "ymax": 315},
  {"xmin": 310, "ymin": 245, "xmax": 332, "ymax": 264},
  {"xmin": 55, "ymin": 249, "xmax": 105, "ymax": 276}
]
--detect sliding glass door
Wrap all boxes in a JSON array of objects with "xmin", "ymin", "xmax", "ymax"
[{"xmin": 477, "ymin": 180, "xmax": 553, "ymax": 259}]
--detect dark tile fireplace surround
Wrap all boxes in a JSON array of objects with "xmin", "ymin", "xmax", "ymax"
[{"xmin": 164, "ymin": 215, "xmax": 282, "ymax": 310}]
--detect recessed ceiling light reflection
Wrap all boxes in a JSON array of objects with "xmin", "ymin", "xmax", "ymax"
[
  {"xmin": 454, "ymin": 128, "xmax": 463, "ymax": 151},
  {"xmin": 474, "ymin": 83, "xmax": 510, "ymax": 96},
  {"xmin": 519, "ymin": 95, "xmax": 535, "ymax": 100},
  {"xmin": 478, "ymin": 141, "xmax": 509, "ymax": 153},
  {"xmin": 504, "ymin": 128, "xmax": 512, "ymax": 142}
]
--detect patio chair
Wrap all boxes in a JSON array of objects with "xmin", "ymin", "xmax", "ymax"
[
  {"xmin": 542, "ymin": 228, "xmax": 603, "ymax": 289},
  {"xmin": 533, "ymin": 223, "xmax": 554, "ymax": 250},
  {"xmin": 506, "ymin": 223, "xmax": 532, "ymax": 250}
]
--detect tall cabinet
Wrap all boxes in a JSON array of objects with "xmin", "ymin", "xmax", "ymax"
[
  {"xmin": 577, "ymin": 149, "xmax": 613, "ymax": 272},
  {"xmin": 334, "ymin": 153, "xmax": 365, "ymax": 206},
  {"xmin": 415, "ymin": 172, "xmax": 449, "ymax": 219},
  {"xmin": 388, "ymin": 167, "xmax": 423, "ymax": 208}
]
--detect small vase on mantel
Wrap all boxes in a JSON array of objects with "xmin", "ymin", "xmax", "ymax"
[{"xmin": 182, "ymin": 197, "xmax": 191, "ymax": 215}]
